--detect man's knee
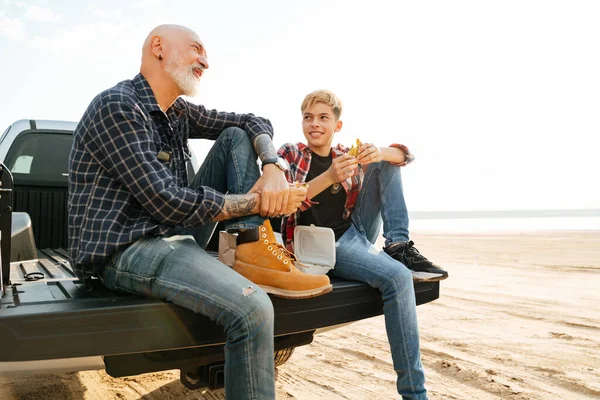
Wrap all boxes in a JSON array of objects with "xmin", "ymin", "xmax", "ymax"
[
  {"xmin": 221, "ymin": 126, "xmax": 246, "ymax": 138},
  {"xmin": 218, "ymin": 127, "xmax": 253, "ymax": 152},
  {"xmin": 238, "ymin": 288, "xmax": 275, "ymax": 331},
  {"xmin": 220, "ymin": 127, "xmax": 248, "ymax": 144}
]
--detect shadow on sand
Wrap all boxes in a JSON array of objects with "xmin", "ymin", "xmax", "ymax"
[
  {"xmin": 0, "ymin": 373, "xmax": 86, "ymax": 400},
  {"xmin": 135, "ymin": 379, "xmax": 225, "ymax": 400}
]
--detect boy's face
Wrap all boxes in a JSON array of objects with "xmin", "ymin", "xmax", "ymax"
[{"xmin": 302, "ymin": 102, "xmax": 343, "ymax": 156}]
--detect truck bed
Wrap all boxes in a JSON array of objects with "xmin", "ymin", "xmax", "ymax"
[{"xmin": 0, "ymin": 248, "xmax": 439, "ymax": 363}]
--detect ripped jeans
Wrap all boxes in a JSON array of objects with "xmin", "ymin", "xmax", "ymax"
[{"xmin": 101, "ymin": 128, "xmax": 275, "ymax": 399}]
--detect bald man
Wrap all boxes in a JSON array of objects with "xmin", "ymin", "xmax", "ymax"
[{"xmin": 68, "ymin": 25, "xmax": 329, "ymax": 399}]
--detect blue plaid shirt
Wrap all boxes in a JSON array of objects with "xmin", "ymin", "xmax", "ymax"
[{"xmin": 69, "ymin": 73, "xmax": 273, "ymax": 279}]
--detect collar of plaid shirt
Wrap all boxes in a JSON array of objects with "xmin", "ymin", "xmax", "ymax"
[{"xmin": 133, "ymin": 74, "xmax": 189, "ymax": 123}]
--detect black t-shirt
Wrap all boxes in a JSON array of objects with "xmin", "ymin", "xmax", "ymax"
[{"xmin": 297, "ymin": 151, "xmax": 351, "ymax": 241}]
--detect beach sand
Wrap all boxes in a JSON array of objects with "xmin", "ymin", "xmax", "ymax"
[{"xmin": 1, "ymin": 231, "xmax": 598, "ymax": 399}]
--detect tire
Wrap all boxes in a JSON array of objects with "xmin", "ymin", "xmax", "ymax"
[{"xmin": 274, "ymin": 347, "xmax": 296, "ymax": 367}]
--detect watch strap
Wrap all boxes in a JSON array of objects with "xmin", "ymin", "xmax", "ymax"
[{"xmin": 261, "ymin": 157, "xmax": 278, "ymax": 167}]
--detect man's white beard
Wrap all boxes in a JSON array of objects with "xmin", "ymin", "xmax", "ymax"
[{"xmin": 165, "ymin": 51, "xmax": 200, "ymax": 97}]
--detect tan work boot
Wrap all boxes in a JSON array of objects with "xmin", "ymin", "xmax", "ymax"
[{"xmin": 233, "ymin": 220, "xmax": 333, "ymax": 299}]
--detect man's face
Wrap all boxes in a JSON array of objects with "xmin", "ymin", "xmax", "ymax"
[
  {"xmin": 164, "ymin": 33, "xmax": 209, "ymax": 97},
  {"xmin": 302, "ymin": 102, "xmax": 342, "ymax": 153}
]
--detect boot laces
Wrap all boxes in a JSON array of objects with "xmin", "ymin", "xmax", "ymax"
[
  {"xmin": 266, "ymin": 241, "xmax": 297, "ymax": 265},
  {"xmin": 258, "ymin": 225, "xmax": 299, "ymax": 265}
]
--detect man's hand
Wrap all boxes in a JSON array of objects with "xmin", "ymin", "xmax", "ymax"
[
  {"xmin": 249, "ymin": 165, "xmax": 289, "ymax": 217},
  {"xmin": 327, "ymin": 154, "xmax": 358, "ymax": 183},
  {"xmin": 357, "ymin": 143, "xmax": 384, "ymax": 165},
  {"xmin": 281, "ymin": 184, "xmax": 308, "ymax": 216}
]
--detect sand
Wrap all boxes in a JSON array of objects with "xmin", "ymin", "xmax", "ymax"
[{"xmin": 1, "ymin": 230, "xmax": 598, "ymax": 399}]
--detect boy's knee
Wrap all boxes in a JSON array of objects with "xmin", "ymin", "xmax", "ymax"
[
  {"xmin": 363, "ymin": 160, "xmax": 400, "ymax": 181},
  {"xmin": 395, "ymin": 266, "xmax": 412, "ymax": 285},
  {"xmin": 378, "ymin": 160, "xmax": 400, "ymax": 175},
  {"xmin": 383, "ymin": 265, "xmax": 413, "ymax": 295}
]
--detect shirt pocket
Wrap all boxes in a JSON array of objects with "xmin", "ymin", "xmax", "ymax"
[{"xmin": 155, "ymin": 143, "xmax": 174, "ymax": 169}]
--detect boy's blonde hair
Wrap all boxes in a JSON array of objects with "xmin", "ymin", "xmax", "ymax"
[{"xmin": 301, "ymin": 89, "xmax": 343, "ymax": 121}]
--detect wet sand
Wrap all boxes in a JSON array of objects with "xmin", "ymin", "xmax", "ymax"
[{"xmin": 1, "ymin": 231, "xmax": 598, "ymax": 399}]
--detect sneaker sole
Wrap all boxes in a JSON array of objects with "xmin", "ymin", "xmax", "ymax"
[
  {"xmin": 258, "ymin": 284, "xmax": 333, "ymax": 299},
  {"xmin": 412, "ymin": 271, "xmax": 449, "ymax": 282}
]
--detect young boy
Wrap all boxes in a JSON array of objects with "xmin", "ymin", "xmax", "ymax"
[{"xmin": 278, "ymin": 89, "xmax": 447, "ymax": 399}]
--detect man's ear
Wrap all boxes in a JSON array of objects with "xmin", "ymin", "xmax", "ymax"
[
  {"xmin": 335, "ymin": 120, "xmax": 343, "ymax": 132},
  {"xmin": 150, "ymin": 35, "xmax": 164, "ymax": 58}
]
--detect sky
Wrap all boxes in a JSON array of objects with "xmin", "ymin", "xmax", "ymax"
[{"xmin": 1, "ymin": 0, "xmax": 599, "ymax": 212}]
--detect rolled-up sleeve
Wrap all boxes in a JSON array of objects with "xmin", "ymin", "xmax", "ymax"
[
  {"xmin": 388, "ymin": 143, "xmax": 415, "ymax": 167},
  {"xmin": 83, "ymin": 101, "xmax": 225, "ymax": 227}
]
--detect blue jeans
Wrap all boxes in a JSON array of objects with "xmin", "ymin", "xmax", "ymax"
[
  {"xmin": 102, "ymin": 128, "xmax": 275, "ymax": 399},
  {"xmin": 333, "ymin": 162, "xmax": 427, "ymax": 399}
]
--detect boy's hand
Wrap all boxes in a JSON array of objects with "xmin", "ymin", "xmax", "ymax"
[
  {"xmin": 357, "ymin": 143, "xmax": 383, "ymax": 165},
  {"xmin": 280, "ymin": 185, "xmax": 308, "ymax": 215},
  {"xmin": 328, "ymin": 154, "xmax": 359, "ymax": 183}
]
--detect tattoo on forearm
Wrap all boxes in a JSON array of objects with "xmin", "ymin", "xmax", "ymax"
[
  {"xmin": 252, "ymin": 134, "xmax": 277, "ymax": 162},
  {"xmin": 213, "ymin": 194, "xmax": 259, "ymax": 222}
]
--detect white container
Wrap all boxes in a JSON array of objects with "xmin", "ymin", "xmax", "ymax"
[{"xmin": 293, "ymin": 225, "xmax": 336, "ymax": 275}]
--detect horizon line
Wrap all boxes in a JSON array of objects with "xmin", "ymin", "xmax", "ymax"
[{"xmin": 409, "ymin": 209, "xmax": 600, "ymax": 220}]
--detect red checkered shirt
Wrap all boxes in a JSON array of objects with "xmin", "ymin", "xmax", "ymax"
[{"xmin": 277, "ymin": 142, "xmax": 414, "ymax": 251}]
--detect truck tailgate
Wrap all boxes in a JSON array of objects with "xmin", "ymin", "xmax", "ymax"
[{"xmin": 0, "ymin": 249, "xmax": 439, "ymax": 362}]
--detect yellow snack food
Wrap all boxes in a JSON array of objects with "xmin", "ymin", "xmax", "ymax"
[
  {"xmin": 348, "ymin": 138, "xmax": 362, "ymax": 157},
  {"xmin": 291, "ymin": 181, "xmax": 309, "ymax": 188}
]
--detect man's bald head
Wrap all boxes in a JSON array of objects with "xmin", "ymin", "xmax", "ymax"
[
  {"xmin": 142, "ymin": 24, "xmax": 199, "ymax": 57},
  {"xmin": 140, "ymin": 24, "xmax": 208, "ymax": 99}
]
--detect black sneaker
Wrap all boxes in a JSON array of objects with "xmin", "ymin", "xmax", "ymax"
[{"xmin": 384, "ymin": 240, "xmax": 449, "ymax": 282}]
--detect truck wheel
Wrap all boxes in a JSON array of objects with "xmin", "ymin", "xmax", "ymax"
[{"xmin": 274, "ymin": 347, "xmax": 295, "ymax": 367}]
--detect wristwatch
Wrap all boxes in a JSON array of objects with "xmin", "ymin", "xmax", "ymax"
[{"xmin": 261, "ymin": 156, "xmax": 290, "ymax": 172}]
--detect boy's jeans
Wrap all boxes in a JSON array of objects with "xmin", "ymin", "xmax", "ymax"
[
  {"xmin": 101, "ymin": 128, "xmax": 275, "ymax": 399},
  {"xmin": 333, "ymin": 161, "xmax": 428, "ymax": 400}
]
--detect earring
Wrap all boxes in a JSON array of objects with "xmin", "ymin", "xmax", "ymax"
[{"xmin": 158, "ymin": 54, "xmax": 163, "ymax": 61}]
